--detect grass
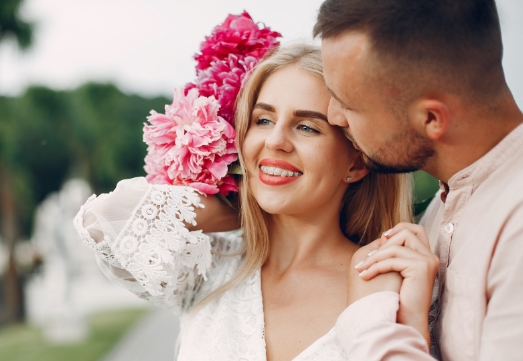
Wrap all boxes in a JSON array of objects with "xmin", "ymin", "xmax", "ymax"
[{"xmin": 0, "ymin": 308, "xmax": 147, "ymax": 361}]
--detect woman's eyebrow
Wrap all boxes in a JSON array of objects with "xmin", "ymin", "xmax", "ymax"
[
  {"xmin": 254, "ymin": 103, "xmax": 328, "ymax": 122},
  {"xmin": 253, "ymin": 102, "xmax": 275, "ymax": 112},
  {"xmin": 294, "ymin": 110, "xmax": 328, "ymax": 122}
]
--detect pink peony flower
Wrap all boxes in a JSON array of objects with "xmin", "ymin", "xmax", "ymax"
[
  {"xmin": 194, "ymin": 11, "xmax": 282, "ymax": 72},
  {"xmin": 143, "ymin": 88, "xmax": 238, "ymax": 195},
  {"xmin": 194, "ymin": 54, "xmax": 257, "ymax": 125}
]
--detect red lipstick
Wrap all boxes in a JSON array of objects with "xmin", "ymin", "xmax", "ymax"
[{"xmin": 258, "ymin": 158, "xmax": 302, "ymax": 186}]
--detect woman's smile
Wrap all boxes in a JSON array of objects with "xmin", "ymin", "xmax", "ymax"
[{"xmin": 258, "ymin": 158, "xmax": 303, "ymax": 185}]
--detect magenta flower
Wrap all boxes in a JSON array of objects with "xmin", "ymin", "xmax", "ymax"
[
  {"xmin": 195, "ymin": 11, "xmax": 282, "ymax": 71},
  {"xmin": 143, "ymin": 88, "xmax": 238, "ymax": 195},
  {"xmin": 188, "ymin": 11, "xmax": 281, "ymax": 125}
]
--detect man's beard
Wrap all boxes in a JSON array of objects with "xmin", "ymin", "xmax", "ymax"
[{"xmin": 343, "ymin": 127, "xmax": 434, "ymax": 174}]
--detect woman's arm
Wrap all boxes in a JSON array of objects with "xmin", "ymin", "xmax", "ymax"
[
  {"xmin": 186, "ymin": 192, "xmax": 240, "ymax": 233},
  {"xmin": 73, "ymin": 177, "xmax": 240, "ymax": 314}
]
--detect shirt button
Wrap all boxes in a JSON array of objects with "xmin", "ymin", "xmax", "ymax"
[{"xmin": 444, "ymin": 223, "xmax": 454, "ymax": 234}]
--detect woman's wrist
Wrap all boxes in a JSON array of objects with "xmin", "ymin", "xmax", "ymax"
[{"xmin": 398, "ymin": 316, "xmax": 430, "ymax": 347}]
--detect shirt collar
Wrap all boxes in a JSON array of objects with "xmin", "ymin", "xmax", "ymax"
[{"xmin": 440, "ymin": 122, "xmax": 523, "ymax": 197}]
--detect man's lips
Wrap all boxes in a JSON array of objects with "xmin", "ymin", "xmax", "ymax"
[{"xmin": 342, "ymin": 128, "xmax": 360, "ymax": 151}]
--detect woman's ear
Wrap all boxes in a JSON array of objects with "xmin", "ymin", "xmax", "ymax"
[{"xmin": 345, "ymin": 153, "xmax": 369, "ymax": 183}]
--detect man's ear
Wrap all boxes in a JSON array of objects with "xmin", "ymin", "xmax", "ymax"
[
  {"xmin": 346, "ymin": 152, "xmax": 369, "ymax": 183},
  {"xmin": 410, "ymin": 99, "xmax": 449, "ymax": 140}
]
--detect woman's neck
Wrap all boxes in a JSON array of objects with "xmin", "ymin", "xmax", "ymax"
[{"xmin": 264, "ymin": 212, "xmax": 357, "ymax": 276}]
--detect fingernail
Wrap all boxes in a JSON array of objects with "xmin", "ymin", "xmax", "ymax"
[
  {"xmin": 367, "ymin": 249, "xmax": 378, "ymax": 257},
  {"xmin": 359, "ymin": 270, "xmax": 368, "ymax": 277},
  {"xmin": 354, "ymin": 260, "xmax": 364, "ymax": 269},
  {"xmin": 383, "ymin": 229, "xmax": 392, "ymax": 236}
]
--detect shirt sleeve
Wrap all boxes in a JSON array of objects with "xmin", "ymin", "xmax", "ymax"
[
  {"xmin": 480, "ymin": 203, "xmax": 523, "ymax": 361},
  {"xmin": 73, "ymin": 177, "xmax": 215, "ymax": 315},
  {"xmin": 335, "ymin": 291, "xmax": 435, "ymax": 360}
]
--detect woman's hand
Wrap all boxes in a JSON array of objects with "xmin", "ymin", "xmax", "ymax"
[
  {"xmin": 187, "ymin": 194, "xmax": 240, "ymax": 233},
  {"xmin": 355, "ymin": 223, "xmax": 439, "ymax": 346}
]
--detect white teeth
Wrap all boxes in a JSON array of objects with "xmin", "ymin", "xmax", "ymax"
[{"xmin": 260, "ymin": 166, "xmax": 302, "ymax": 177}]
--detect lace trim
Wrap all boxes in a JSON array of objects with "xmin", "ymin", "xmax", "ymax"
[
  {"xmin": 111, "ymin": 185, "xmax": 212, "ymax": 297},
  {"xmin": 73, "ymin": 194, "xmax": 124, "ymax": 268}
]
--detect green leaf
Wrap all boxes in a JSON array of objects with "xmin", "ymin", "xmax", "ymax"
[{"xmin": 228, "ymin": 163, "xmax": 243, "ymax": 175}]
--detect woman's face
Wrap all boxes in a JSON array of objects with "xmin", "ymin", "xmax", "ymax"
[{"xmin": 242, "ymin": 65, "xmax": 361, "ymax": 217}]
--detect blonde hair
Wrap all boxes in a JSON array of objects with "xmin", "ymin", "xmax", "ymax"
[{"xmin": 191, "ymin": 42, "xmax": 412, "ymax": 313}]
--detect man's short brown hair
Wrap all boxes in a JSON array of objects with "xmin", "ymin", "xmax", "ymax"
[{"xmin": 315, "ymin": 0, "xmax": 505, "ymax": 103}]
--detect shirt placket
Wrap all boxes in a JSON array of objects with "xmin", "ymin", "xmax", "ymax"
[{"xmin": 435, "ymin": 183, "xmax": 473, "ymax": 307}]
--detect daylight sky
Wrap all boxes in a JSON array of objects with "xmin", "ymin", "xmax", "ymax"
[{"xmin": 1, "ymin": 0, "xmax": 522, "ymax": 107}]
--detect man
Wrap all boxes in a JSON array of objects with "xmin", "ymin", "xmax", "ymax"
[{"xmin": 315, "ymin": 0, "xmax": 523, "ymax": 360}]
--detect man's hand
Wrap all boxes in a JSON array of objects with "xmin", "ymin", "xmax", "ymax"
[{"xmin": 354, "ymin": 223, "xmax": 439, "ymax": 346}]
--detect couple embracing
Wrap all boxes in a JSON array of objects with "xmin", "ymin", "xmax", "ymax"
[{"xmin": 74, "ymin": 0, "xmax": 523, "ymax": 360}]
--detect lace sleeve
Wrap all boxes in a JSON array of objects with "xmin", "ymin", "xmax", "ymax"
[{"xmin": 73, "ymin": 177, "xmax": 215, "ymax": 314}]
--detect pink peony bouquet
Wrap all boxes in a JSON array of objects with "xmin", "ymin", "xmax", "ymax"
[
  {"xmin": 143, "ymin": 11, "xmax": 281, "ymax": 195},
  {"xmin": 143, "ymin": 88, "xmax": 237, "ymax": 195}
]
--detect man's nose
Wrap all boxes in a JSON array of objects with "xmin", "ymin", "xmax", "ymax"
[{"xmin": 327, "ymin": 98, "xmax": 349, "ymax": 127}]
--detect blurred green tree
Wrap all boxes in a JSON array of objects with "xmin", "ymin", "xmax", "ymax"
[
  {"xmin": 0, "ymin": 82, "xmax": 169, "ymax": 324},
  {"xmin": 0, "ymin": 0, "xmax": 34, "ymax": 324},
  {"xmin": 0, "ymin": 0, "xmax": 33, "ymax": 49}
]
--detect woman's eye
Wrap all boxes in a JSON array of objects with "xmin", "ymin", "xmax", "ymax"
[
  {"xmin": 254, "ymin": 117, "xmax": 272, "ymax": 126},
  {"xmin": 297, "ymin": 124, "xmax": 319, "ymax": 133}
]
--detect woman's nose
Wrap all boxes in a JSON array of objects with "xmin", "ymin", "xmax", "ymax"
[
  {"xmin": 264, "ymin": 124, "xmax": 293, "ymax": 153},
  {"xmin": 328, "ymin": 98, "xmax": 349, "ymax": 127}
]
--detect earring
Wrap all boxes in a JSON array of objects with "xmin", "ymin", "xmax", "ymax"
[{"xmin": 346, "ymin": 176, "xmax": 352, "ymax": 183}]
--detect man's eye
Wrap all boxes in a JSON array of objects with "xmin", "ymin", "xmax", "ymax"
[{"xmin": 341, "ymin": 104, "xmax": 353, "ymax": 111}]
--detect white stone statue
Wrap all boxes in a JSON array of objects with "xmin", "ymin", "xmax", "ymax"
[{"xmin": 26, "ymin": 179, "xmax": 146, "ymax": 344}]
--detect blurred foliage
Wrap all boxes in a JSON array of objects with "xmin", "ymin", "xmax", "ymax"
[
  {"xmin": 0, "ymin": 308, "xmax": 147, "ymax": 361},
  {"xmin": 0, "ymin": 0, "xmax": 33, "ymax": 49},
  {"xmin": 0, "ymin": 83, "xmax": 169, "ymax": 237},
  {"xmin": 413, "ymin": 170, "xmax": 440, "ymax": 217}
]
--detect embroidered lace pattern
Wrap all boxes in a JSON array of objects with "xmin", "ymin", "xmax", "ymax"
[
  {"xmin": 178, "ymin": 268, "xmax": 350, "ymax": 361},
  {"xmin": 74, "ymin": 184, "xmax": 213, "ymax": 313},
  {"xmin": 74, "ymin": 194, "xmax": 123, "ymax": 268}
]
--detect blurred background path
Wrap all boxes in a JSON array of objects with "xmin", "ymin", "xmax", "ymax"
[{"xmin": 101, "ymin": 308, "xmax": 179, "ymax": 361}]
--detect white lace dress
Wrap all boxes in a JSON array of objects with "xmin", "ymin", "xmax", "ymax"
[{"xmin": 73, "ymin": 177, "xmax": 350, "ymax": 361}]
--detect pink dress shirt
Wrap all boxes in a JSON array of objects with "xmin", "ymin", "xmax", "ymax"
[{"xmin": 335, "ymin": 123, "xmax": 523, "ymax": 360}]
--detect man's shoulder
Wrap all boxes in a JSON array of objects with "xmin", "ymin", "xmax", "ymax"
[{"xmin": 482, "ymin": 145, "xmax": 523, "ymax": 201}]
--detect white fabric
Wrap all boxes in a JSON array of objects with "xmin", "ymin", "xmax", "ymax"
[{"xmin": 73, "ymin": 177, "xmax": 351, "ymax": 360}]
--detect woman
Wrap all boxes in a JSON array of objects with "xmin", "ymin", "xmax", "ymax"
[{"xmin": 74, "ymin": 43, "xmax": 432, "ymax": 360}]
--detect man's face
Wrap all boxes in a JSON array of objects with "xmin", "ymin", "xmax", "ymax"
[{"xmin": 321, "ymin": 31, "xmax": 434, "ymax": 173}]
